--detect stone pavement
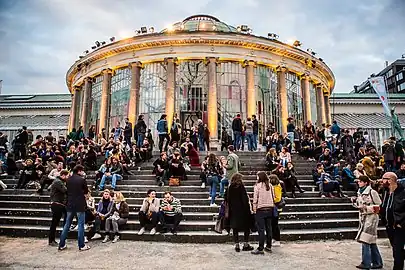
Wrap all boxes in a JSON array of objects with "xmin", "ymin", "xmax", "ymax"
[{"xmin": 0, "ymin": 237, "xmax": 394, "ymax": 270}]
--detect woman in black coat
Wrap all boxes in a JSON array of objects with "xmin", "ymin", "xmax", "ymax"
[{"xmin": 225, "ymin": 172, "xmax": 254, "ymax": 252}]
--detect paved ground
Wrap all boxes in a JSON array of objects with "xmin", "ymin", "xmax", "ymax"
[{"xmin": 0, "ymin": 237, "xmax": 394, "ymax": 270}]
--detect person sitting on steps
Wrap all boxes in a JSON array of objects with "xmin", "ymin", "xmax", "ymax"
[
  {"xmin": 90, "ymin": 189, "xmax": 114, "ymax": 240},
  {"xmin": 159, "ymin": 191, "xmax": 182, "ymax": 235},
  {"xmin": 99, "ymin": 157, "xmax": 123, "ymax": 191},
  {"xmin": 102, "ymin": 192, "xmax": 129, "ymax": 243},
  {"xmin": 138, "ymin": 189, "xmax": 160, "ymax": 235},
  {"xmin": 153, "ymin": 152, "xmax": 170, "ymax": 187}
]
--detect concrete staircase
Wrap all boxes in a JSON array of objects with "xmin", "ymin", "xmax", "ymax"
[{"xmin": 0, "ymin": 152, "xmax": 368, "ymax": 243}]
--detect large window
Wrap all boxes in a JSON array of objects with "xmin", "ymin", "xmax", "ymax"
[
  {"xmin": 109, "ymin": 68, "xmax": 130, "ymax": 129},
  {"xmin": 255, "ymin": 65, "xmax": 279, "ymax": 138},
  {"xmin": 217, "ymin": 62, "xmax": 247, "ymax": 133},
  {"xmin": 286, "ymin": 72, "xmax": 303, "ymax": 128},
  {"xmin": 139, "ymin": 62, "xmax": 167, "ymax": 137},
  {"xmin": 309, "ymin": 82, "xmax": 317, "ymax": 125},
  {"xmin": 90, "ymin": 75, "xmax": 103, "ymax": 133},
  {"xmin": 176, "ymin": 60, "xmax": 208, "ymax": 130}
]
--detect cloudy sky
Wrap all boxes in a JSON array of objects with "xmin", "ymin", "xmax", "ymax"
[{"xmin": 0, "ymin": 0, "xmax": 404, "ymax": 94}]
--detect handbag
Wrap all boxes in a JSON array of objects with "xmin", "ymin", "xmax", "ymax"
[
  {"xmin": 169, "ymin": 177, "xmax": 180, "ymax": 186},
  {"xmin": 214, "ymin": 216, "xmax": 224, "ymax": 234},
  {"xmin": 184, "ymin": 163, "xmax": 191, "ymax": 172},
  {"xmin": 275, "ymin": 197, "xmax": 286, "ymax": 209}
]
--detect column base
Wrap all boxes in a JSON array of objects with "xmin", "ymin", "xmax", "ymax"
[{"xmin": 209, "ymin": 139, "xmax": 220, "ymax": 151}]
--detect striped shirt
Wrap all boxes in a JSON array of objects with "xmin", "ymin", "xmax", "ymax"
[{"xmin": 160, "ymin": 197, "xmax": 182, "ymax": 216}]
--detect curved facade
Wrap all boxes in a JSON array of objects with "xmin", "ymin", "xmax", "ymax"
[{"xmin": 67, "ymin": 15, "xmax": 335, "ymax": 146}]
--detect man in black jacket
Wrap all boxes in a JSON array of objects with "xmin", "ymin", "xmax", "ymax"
[
  {"xmin": 380, "ymin": 172, "xmax": 405, "ymax": 270},
  {"xmin": 124, "ymin": 118, "xmax": 132, "ymax": 147},
  {"xmin": 48, "ymin": 170, "xmax": 69, "ymax": 246},
  {"xmin": 252, "ymin": 115, "xmax": 259, "ymax": 151},
  {"xmin": 58, "ymin": 165, "xmax": 90, "ymax": 251},
  {"xmin": 232, "ymin": 114, "xmax": 242, "ymax": 151}
]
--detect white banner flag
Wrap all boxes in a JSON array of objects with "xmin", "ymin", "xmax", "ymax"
[{"xmin": 369, "ymin": 76, "xmax": 391, "ymax": 117}]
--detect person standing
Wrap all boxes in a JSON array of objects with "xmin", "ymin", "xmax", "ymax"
[
  {"xmin": 203, "ymin": 124, "xmax": 210, "ymax": 151},
  {"xmin": 113, "ymin": 122, "xmax": 122, "ymax": 142},
  {"xmin": 331, "ymin": 120, "xmax": 341, "ymax": 140},
  {"xmin": 226, "ymin": 172, "xmax": 254, "ymax": 252},
  {"xmin": 380, "ymin": 172, "xmax": 405, "ymax": 270},
  {"xmin": 226, "ymin": 145, "xmax": 240, "ymax": 181},
  {"xmin": 245, "ymin": 117, "xmax": 254, "ymax": 152},
  {"xmin": 351, "ymin": 176, "xmax": 383, "ymax": 269},
  {"xmin": 124, "ymin": 118, "xmax": 133, "ymax": 147},
  {"xmin": 58, "ymin": 165, "xmax": 90, "ymax": 251},
  {"xmin": 252, "ymin": 115, "xmax": 259, "ymax": 151},
  {"xmin": 286, "ymin": 117, "xmax": 295, "ymax": 152},
  {"xmin": 170, "ymin": 118, "xmax": 181, "ymax": 144},
  {"xmin": 197, "ymin": 119, "xmax": 205, "ymax": 151},
  {"xmin": 157, "ymin": 114, "xmax": 169, "ymax": 153},
  {"xmin": 251, "ymin": 171, "xmax": 275, "ymax": 255},
  {"xmin": 232, "ymin": 114, "xmax": 243, "ymax": 151},
  {"xmin": 48, "ymin": 169, "xmax": 69, "ymax": 246},
  {"xmin": 135, "ymin": 115, "xmax": 147, "ymax": 148}
]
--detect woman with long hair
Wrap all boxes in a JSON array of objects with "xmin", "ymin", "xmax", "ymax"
[
  {"xmin": 226, "ymin": 173, "xmax": 253, "ymax": 252},
  {"xmin": 269, "ymin": 174, "xmax": 283, "ymax": 247},
  {"xmin": 205, "ymin": 153, "xmax": 223, "ymax": 207},
  {"xmin": 103, "ymin": 192, "xmax": 129, "ymax": 243},
  {"xmin": 351, "ymin": 176, "xmax": 383, "ymax": 269},
  {"xmin": 251, "ymin": 171, "xmax": 275, "ymax": 255},
  {"xmin": 265, "ymin": 148, "xmax": 279, "ymax": 171}
]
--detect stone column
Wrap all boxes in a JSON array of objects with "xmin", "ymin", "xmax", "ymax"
[
  {"xmin": 245, "ymin": 60, "xmax": 256, "ymax": 119},
  {"xmin": 207, "ymin": 57, "xmax": 218, "ymax": 149},
  {"xmin": 315, "ymin": 85, "xmax": 325, "ymax": 126},
  {"xmin": 301, "ymin": 75, "xmax": 311, "ymax": 123},
  {"xmin": 128, "ymin": 62, "xmax": 142, "ymax": 126},
  {"xmin": 80, "ymin": 77, "xmax": 92, "ymax": 133},
  {"xmin": 72, "ymin": 86, "xmax": 82, "ymax": 129},
  {"xmin": 324, "ymin": 93, "xmax": 332, "ymax": 125},
  {"xmin": 165, "ymin": 58, "xmax": 176, "ymax": 130},
  {"xmin": 277, "ymin": 66, "xmax": 288, "ymax": 134},
  {"xmin": 99, "ymin": 69, "xmax": 112, "ymax": 136},
  {"xmin": 68, "ymin": 92, "xmax": 76, "ymax": 132}
]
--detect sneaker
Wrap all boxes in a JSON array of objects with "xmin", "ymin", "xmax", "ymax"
[
  {"xmin": 91, "ymin": 233, "xmax": 102, "ymax": 240},
  {"xmin": 321, "ymin": 194, "xmax": 326, "ymax": 198},
  {"xmin": 58, "ymin": 244, "xmax": 67, "ymax": 251},
  {"xmin": 201, "ymin": 183, "xmax": 206, "ymax": 189},
  {"xmin": 84, "ymin": 236, "xmax": 88, "ymax": 243},
  {"xmin": 371, "ymin": 265, "xmax": 383, "ymax": 269},
  {"xmin": 48, "ymin": 241, "xmax": 58, "ymax": 247},
  {"xmin": 150, "ymin": 228, "xmax": 156, "ymax": 235},
  {"xmin": 356, "ymin": 264, "xmax": 370, "ymax": 269},
  {"xmin": 210, "ymin": 203, "xmax": 217, "ymax": 207},
  {"xmin": 235, "ymin": 244, "xmax": 241, "ymax": 252},
  {"xmin": 102, "ymin": 235, "xmax": 110, "ymax": 243},
  {"xmin": 272, "ymin": 241, "xmax": 281, "ymax": 247},
  {"xmin": 159, "ymin": 181, "xmax": 165, "ymax": 187},
  {"xmin": 264, "ymin": 246, "xmax": 273, "ymax": 253},
  {"xmin": 84, "ymin": 224, "xmax": 89, "ymax": 231},
  {"xmin": 138, "ymin": 227, "xmax": 146, "ymax": 235},
  {"xmin": 70, "ymin": 225, "xmax": 78, "ymax": 231},
  {"xmin": 251, "ymin": 249, "xmax": 265, "ymax": 255},
  {"xmin": 242, "ymin": 244, "xmax": 254, "ymax": 251},
  {"xmin": 79, "ymin": 245, "xmax": 91, "ymax": 251},
  {"xmin": 112, "ymin": 235, "xmax": 120, "ymax": 243},
  {"xmin": 208, "ymin": 196, "xmax": 212, "ymax": 200}
]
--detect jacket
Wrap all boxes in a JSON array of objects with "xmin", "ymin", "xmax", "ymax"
[
  {"xmin": 124, "ymin": 122, "xmax": 132, "ymax": 137},
  {"xmin": 252, "ymin": 119, "xmax": 259, "ymax": 135},
  {"xmin": 113, "ymin": 201, "xmax": 130, "ymax": 219},
  {"xmin": 380, "ymin": 185, "xmax": 405, "ymax": 228},
  {"xmin": 226, "ymin": 153, "xmax": 240, "ymax": 179},
  {"xmin": 353, "ymin": 186, "xmax": 381, "ymax": 244},
  {"xmin": 140, "ymin": 198, "xmax": 160, "ymax": 213},
  {"xmin": 252, "ymin": 182, "xmax": 275, "ymax": 212},
  {"xmin": 96, "ymin": 198, "xmax": 114, "ymax": 217},
  {"xmin": 232, "ymin": 117, "xmax": 242, "ymax": 132},
  {"xmin": 135, "ymin": 119, "xmax": 147, "ymax": 134},
  {"xmin": 66, "ymin": 174, "xmax": 89, "ymax": 212},
  {"xmin": 156, "ymin": 119, "xmax": 168, "ymax": 134},
  {"xmin": 226, "ymin": 184, "xmax": 251, "ymax": 230},
  {"xmin": 49, "ymin": 177, "xmax": 67, "ymax": 205},
  {"xmin": 331, "ymin": 123, "xmax": 340, "ymax": 135},
  {"xmin": 245, "ymin": 121, "xmax": 254, "ymax": 134}
]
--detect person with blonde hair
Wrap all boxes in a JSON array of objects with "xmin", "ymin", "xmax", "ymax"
[
  {"xmin": 354, "ymin": 163, "xmax": 368, "ymax": 179},
  {"xmin": 103, "ymin": 191, "xmax": 129, "ymax": 243}
]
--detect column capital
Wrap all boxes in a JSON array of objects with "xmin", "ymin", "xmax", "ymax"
[
  {"xmin": 276, "ymin": 65, "xmax": 288, "ymax": 73},
  {"xmin": 102, "ymin": 68, "xmax": 113, "ymax": 75},
  {"xmin": 242, "ymin": 60, "xmax": 257, "ymax": 68},
  {"xmin": 73, "ymin": 86, "xmax": 81, "ymax": 93},
  {"xmin": 205, "ymin": 57, "xmax": 219, "ymax": 66},
  {"xmin": 164, "ymin": 57, "xmax": 178, "ymax": 65},
  {"xmin": 84, "ymin": 77, "xmax": 93, "ymax": 83},
  {"xmin": 129, "ymin": 61, "xmax": 143, "ymax": 69}
]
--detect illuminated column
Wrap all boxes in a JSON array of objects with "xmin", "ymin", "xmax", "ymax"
[
  {"xmin": 301, "ymin": 75, "xmax": 311, "ymax": 123},
  {"xmin": 68, "ymin": 91, "xmax": 76, "ymax": 132},
  {"xmin": 245, "ymin": 60, "xmax": 256, "ymax": 118},
  {"xmin": 315, "ymin": 84, "xmax": 326, "ymax": 126},
  {"xmin": 128, "ymin": 61, "xmax": 142, "ymax": 126},
  {"xmin": 99, "ymin": 69, "xmax": 112, "ymax": 136},
  {"xmin": 207, "ymin": 57, "xmax": 218, "ymax": 149},
  {"xmin": 80, "ymin": 77, "xmax": 92, "ymax": 133},
  {"xmin": 277, "ymin": 66, "xmax": 288, "ymax": 134},
  {"xmin": 324, "ymin": 93, "xmax": 332, "ymax": 125},
  {"xmin": 165, "ymin": 58, "xmax": 176, "ymax": 129}
]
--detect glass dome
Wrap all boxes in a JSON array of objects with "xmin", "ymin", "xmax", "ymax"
[{"xmin": 161, "ymin": 15, "xmax": 238, "ymax": 33}]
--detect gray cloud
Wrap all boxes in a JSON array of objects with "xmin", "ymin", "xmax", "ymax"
[{"xmin": 0, "ymin": 0, "xmax": 403, "ymax": 94}]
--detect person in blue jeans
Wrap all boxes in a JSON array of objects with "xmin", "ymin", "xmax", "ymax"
[
  {"xmin": 99, "ymin": 158, "xmax": 123, "ymax": 191},
  {"xmin": 197, "ymin": 120, "xmax": 205, "ymax": 151},
  {"xmin": 232, "ymin": 114, "xmax": 243, "ymax": 150},
  {"xmin": 58, "ymin": 165, "xmax": 90, "ymax": 251},
  {"xmin": 204, "ymin": 153, "xmax": 223, "ymax": 207},
  {"xmin": 245, "ymin": 117, "xmax": 254, "ymax": 151},
  {"xmin": 219, "ymin": 156, "xmax": 229, "ymax": 197},
  {"xmin": 252, "ymin": 115, "xmax": 259, "ymax": 151}
]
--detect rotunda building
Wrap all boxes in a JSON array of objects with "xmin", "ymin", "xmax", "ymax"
[{"xmin": 66, "ymin": 14, "xmax": 335, "ymax": 146}]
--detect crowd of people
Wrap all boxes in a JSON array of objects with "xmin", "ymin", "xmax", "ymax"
[{"xmin": 0, "ymin": 114, "xmax": 404, "ymax": 268}]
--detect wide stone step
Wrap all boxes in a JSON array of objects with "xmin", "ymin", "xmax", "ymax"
[
  {"xmin": 0, "ymin": 215, "xmax": 359, "ymax": 230},
  {"xmin": 0, "ymin": 224, "xmax": 386, "ymax": 242},
  {"xmin": 0, "ymin": 194, "xmax": 351, "ymax": 205},
  {"xmin": 0, "ymin": 207, "xmax": 359, "ymax": 220},
  {"xmin": 0, "ymin": 200, "xmax": 354, "ymax": 212}
]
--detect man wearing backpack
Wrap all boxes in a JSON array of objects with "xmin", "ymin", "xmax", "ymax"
[{"xmin": 157, "ymin": 114, "xmax": 170, "ymax": 153}]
